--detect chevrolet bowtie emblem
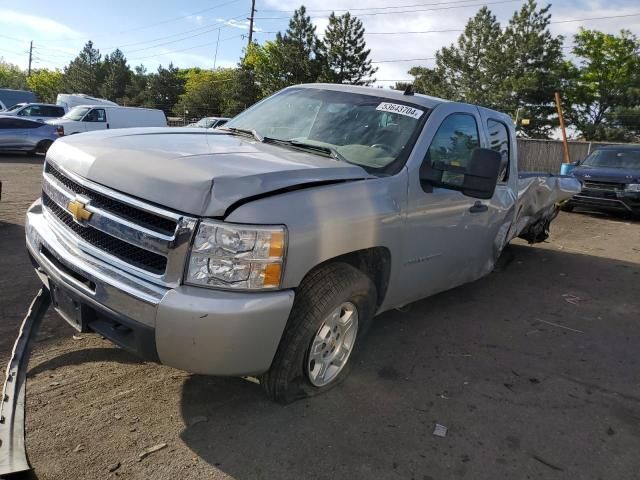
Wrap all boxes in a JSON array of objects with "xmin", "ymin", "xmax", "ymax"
[{"xmin": 67, "ymin": 200, "xmax": 92, "ymax": 223}]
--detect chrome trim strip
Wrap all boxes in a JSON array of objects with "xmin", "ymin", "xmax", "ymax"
[{"xmin": 42, "ymin": 177, "xmax": 173, "ymax": 255}]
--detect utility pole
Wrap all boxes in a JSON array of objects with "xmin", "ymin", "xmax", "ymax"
[
  {"xmin": 27, "ymin": 41, "xmax": 33, "ymax": 77},
  {"xmin": 554, "ymin": 91, "xmax": 571, "ymax": 164},
  {"xmin": 247, "ymin": 0, "xmax": 256, "ymax": 49},
  {"xmin": 213, "ymin": 28, "xmax": 221, "ymax": 69}
]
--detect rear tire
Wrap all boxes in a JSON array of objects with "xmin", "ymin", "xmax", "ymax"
[{"xmin": 260, "ymin": 262, "xmax": 377, "ymax": 404}]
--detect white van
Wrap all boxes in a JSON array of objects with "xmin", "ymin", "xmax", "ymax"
[
  {"xmin": 47, "ymin": 105, "xmax": 167, "ymax": 134},
  {"xmin": 56, "ymin": 93, "xmax": 117, "ymax": 111}
]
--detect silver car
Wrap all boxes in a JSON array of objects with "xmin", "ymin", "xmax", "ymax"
[
  {"xmin": 2, "ymin": 103, "xmax": 66, "ymax": 122},
  {"xmin": 0, "ymin": 115, "xmax": 63, "ymax": 154}
]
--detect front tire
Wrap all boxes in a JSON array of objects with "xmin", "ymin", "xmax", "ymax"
[
  {"xmin": 32, "ymin": 140, "xmax": 53, "ymax": 156},
  {"xmin": 261, "ymin": 262, "xmax": 377, "ymax": 404}
]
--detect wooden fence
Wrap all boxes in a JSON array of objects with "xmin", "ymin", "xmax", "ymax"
[{"xmin": 517, "ymin": 139, "xmax": 625, "ymax": 173}]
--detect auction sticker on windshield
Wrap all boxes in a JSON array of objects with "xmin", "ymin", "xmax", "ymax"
[{"xmin": 376, "ymin": 102, "xmax": 424, "ymax": 119}]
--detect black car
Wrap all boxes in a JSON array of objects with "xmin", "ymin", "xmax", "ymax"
[{"xmin": 564, "ymin": 145, "xmax": 640, "ymax": 216}]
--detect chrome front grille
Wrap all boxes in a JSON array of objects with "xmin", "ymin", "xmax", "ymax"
[
  {"xmin": 44, "ymin": 163, "xmax": 177, "ymax": 235},
  {"xmin": 42, "ymin": 193, "xmax": 168, "ymax": 274},
  {"xmin": 41, "ymin": 161, "xmax": 198, "ymax": 285}
]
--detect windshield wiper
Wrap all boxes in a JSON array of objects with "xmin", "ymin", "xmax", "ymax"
[
  {"xmin": 263, "ymin": 138, "xmax": 347, "ymax": 162},
  {"xmin": 219, "ymin": 126, "xmax": 264, "ymax": 142}
]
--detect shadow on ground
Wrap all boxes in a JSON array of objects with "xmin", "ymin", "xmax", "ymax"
[{"xmin": 178, "ymin": 243, "xmax": 640, "ymax": 479}]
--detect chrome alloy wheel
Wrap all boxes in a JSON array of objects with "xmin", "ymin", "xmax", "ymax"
[{"xmin": 306, "ymin": 301, "xmax": 359, "ymax": 387}]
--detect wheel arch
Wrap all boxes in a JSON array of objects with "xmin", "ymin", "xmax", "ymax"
[{"xmin": 296, "ymin": 247, "xmax": 392, "ymax": 311}]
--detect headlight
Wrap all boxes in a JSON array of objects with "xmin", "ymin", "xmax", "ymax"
[
  {"xmin": 625, "ymin": 183, "xmax": 640, "ymax": 192},
  {"xmin": 186, "ymin": 220, "xmax": 286, "ymax": 290}
]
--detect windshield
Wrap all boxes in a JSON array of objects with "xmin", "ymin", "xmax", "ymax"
[
  {"xmin": 7, "ymin": 103, "xmax": 25, "ymax": 112},
  {"xmin": 195, "ymin": 118, "xmax": 215, "ymax": 128},
  {"xmin": 225, "ymin": 88, "xmax": 427, "ymax": 170},
  {"xmin": 581, "ymin": 148, "xmax": 640, "ymax": 169},
  {"xmin": 63, "ymin": 106, "xmax": 91, "ymax": 121}
]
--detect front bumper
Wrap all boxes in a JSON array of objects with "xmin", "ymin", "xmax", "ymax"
[
  {"xmin": 26, "ymin": 199, "xmax": 295, "ymax": 376},
  {"xmin": 568, "ymin": 190, "xmax": 640, "ymax": 213}
]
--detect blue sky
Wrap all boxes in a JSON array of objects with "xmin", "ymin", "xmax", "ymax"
[{"xmin": 0, "ymin": 0, "xmax": 639, "ymax": 86}]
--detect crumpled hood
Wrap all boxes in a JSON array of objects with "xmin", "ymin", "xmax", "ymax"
[{"xmin": 46, "ymin": 127, "xmax": 373, "ymax": 217}]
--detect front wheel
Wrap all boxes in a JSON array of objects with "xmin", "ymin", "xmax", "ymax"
[
  {"xmin": 32, "ymin": 140, "xmax": 53, "ymax": 156},
  {"xmin": 260, "ymin": 262, "xmax": 377, "ymax": 404}
]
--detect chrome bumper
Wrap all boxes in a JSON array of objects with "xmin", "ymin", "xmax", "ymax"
[{"xmin": 26, "ymin": 199, "xmax": 295, "ymax": 376}]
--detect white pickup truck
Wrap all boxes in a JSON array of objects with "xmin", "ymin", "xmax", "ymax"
[{"xmin": 24, "ymin": 84, "xmax": 580, "ymax": 403}]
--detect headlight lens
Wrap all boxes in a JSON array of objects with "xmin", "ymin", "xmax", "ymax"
[
  {"xmin": 625, "ymin": 183, "xmax": 640, "ymax": 192},
  {"xmin": 186, "ymin": 220, "xmax": 286, "ymax": 290}
]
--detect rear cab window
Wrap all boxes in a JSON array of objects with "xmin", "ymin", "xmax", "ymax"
[{"xmin": 487, "ymin": 119, "xmax": 510, "ymax": 182}]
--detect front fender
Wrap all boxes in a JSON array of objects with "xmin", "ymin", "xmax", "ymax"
[{"xmin": 224, "ymin": 172, "xmax": 408, "ymax": 292}]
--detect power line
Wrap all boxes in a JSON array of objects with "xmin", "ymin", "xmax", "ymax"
[
  {"xmin": 128, "ymin": 33, "xmax": 245, "ymax": 61},
  {"xmin": 260, "ymin": 0, "xmax": 492, "ymax": 13},
  {"xmin": 118, "ymin": 0, "xmax": 243, "ymax": 34},
  {"xmin": 254, "ymin": 0, "xmax": 523, "ymax": 19},
  {"xmin": 101, "ymin": 14, "xmax": 247, "ymax": 50}
]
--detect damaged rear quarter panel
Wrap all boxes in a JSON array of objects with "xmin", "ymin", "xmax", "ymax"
[{"xmin": 224, "ymin": 170, "xmax": 409, "ymax": 305}]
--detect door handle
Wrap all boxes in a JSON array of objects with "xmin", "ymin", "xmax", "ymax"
[{"xmin": 469, "ymin": 201, "xmax": 488, "ymax": 213}]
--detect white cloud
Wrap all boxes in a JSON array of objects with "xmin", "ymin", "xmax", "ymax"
[
  {"xmin": 0, "ymin": 9, "xmax": 80, "ymax": 38},
  {"xmin": 186, "ymin": 14, "xmax": 205, "ymax": 25},
  {"xmin": 216, "ymin": 18, "xmax": 263, "ymax": 32}
]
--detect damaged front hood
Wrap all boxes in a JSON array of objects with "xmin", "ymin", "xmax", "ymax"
[{"xmin": 46, "ymin": 128, "xmax": 372, "ymax": 217}]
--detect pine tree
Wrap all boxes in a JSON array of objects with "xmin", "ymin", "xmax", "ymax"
[
  {"xmin": 146, "ymin": 63, "xmax": 184, "ymax": 114},
  {"xmin": 63, "ymin": 41, "xmax": 103, "ymax": 96},
  {"xmin": 100, "ymin": 49, "xmax": 131, "ymax": 102},
  {"xmin": 322, "ymin": 12, "xmax": 376, "ymax": 85},
  {"xmin": 251, "ymin": 5, "xmax": 324, "ymax": 95},
  {"xmin": 501, "ymin": 0, "xmax": 565, "ymax": 138}
]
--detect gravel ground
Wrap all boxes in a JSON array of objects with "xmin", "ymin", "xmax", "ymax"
[{"xmin": 1, "ymin": 153, "xmax": 640, "ymax": 480}]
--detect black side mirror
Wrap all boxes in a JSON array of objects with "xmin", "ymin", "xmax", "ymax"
[
  {"xmin": 420, "ymin": 148, "xmax": 502, "ymax": 200},
  {"xmin": 461, "ymin": 148, "xmax": 502, "ymax": 199}
]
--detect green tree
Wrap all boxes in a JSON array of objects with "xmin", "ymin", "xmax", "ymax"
[
  {"xmin": 411, "ymin": 7, "xmax": 504, "ymax": 106},
  {"xmin": 322, "ymin": 12, "xmax": 376, "ymax": 85},
  {"xmin": 100, "ymin": 49, "xmax": 131, "ymax": 102},
  {"xmin": 122, "ymin": 64, "xmax": 150, "ymax": 106},
  {"xmin": 251, "ymin": 6, "xmax": 324, "ymax": 96},
  {"xmin": 63, "ymin": 41, "xmax": 103, "ymax": 96},
  {"xmin": 173, "ymin": 68, "xmax": 236, "ymax": 118},
  {"xmin": 564, "ymin": 29, "xmax": 640, "ymax": 141},
  {"xmin": 0, "ymin": 57, "xmax": 27, "ymax": 90},
  {"xmin": 146, "ymin": 63, "xmax": 184, "ymax": 114},
  {"xmin": 228, "ymin": 51, "xmax": 260, "ymax": 114},
  {"xmin": 0, "ymin": 59, "xmax": 27, "ymax": 89},
  {"xmin": 26, "ymin": 69, "xmax": 63, "ymax": 103},
  {"xmin": 500, "ymin": 0, "xmax": 565, "ymax": 137}
]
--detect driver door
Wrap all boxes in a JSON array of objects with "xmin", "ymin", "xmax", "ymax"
[
  {"xmin": 82, "ymin": 108, "xmax": 107, "ymax": 131},
  {"xmin": 400, "ymin": 103, "xmax": 493, "ymax": 304}
]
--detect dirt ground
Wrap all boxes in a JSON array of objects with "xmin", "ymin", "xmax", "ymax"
[{"xmin": 1, "ymin": 153, "xmax": 640, "ymax": 480}]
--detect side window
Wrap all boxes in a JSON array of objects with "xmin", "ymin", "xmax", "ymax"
[
  {"xmin": 16, "ymin": 119, "xmax": 41, "ymax": 129},
  {"xmin": 17, "ymin": 106, "xmax": 31, "ymax": 116},
  {"xmin": 84, "ymin": 109, "xmax": 106, "ymax": 122},
  {"xmin": 487, "ymin": 119, "xmax": 510, "ymax": 182},
  {"xmin": 425, "ymin": 113, "xmax": 480, "ymax": 187}
]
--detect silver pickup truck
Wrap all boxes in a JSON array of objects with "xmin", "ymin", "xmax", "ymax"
[{"xmin": 25, "ymin": 84, "xmax": 580, "ymax": 403}]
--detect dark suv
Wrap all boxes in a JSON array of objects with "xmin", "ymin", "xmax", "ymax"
[{"xmin": 564, "ymin": 145, "xmax": 640, "ymax": 215}]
